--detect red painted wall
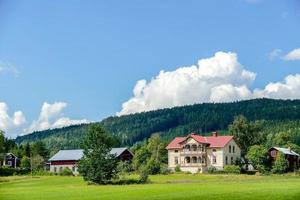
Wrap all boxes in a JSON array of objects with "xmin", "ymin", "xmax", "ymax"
[{"xmin": 50, "ymin": 160, "xmax": 77, "ymax": 165}]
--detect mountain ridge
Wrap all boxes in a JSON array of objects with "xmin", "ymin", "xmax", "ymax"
[{"xmin": 15, "ymin": 98, "xmax": 300, "ymax": 152}]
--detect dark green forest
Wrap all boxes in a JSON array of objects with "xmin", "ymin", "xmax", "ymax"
[{"xmin": 15, "ymin": 98, "xmax": 300, "ymax": 154}]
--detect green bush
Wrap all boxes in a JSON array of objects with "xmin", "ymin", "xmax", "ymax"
[
  {"xmin": 32, "ymin": 170, "xmax": 56, "ymax": 176},
  {"xmin": 160, "ymin": 164, "xmax": 171, "ymax": 175},
  {"xmin": 207, "ymin": 166, "xmax": 217, "ymax": 174},
  {"xmin": 60, "ymin": 168, "xmax": 74, "ymax": 176},
  {"xmin": 272, "ymin": 152, "xmax": 288, "ymax": 174},
  {"xmin": 0, "ymin": 166, "xmax": 29, "ymax": 176},
  {"xmin": 223, "ymin": 165, "xmax": 241, "ymax": 174},
  {"xmin": 174, "ymin": 165, "xmax": 181, "ymax": 173}
]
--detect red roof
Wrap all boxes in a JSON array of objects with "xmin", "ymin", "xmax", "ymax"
[
  {"xmin": 166, "ymin": 133, "xmax": 234, "ymax": 149},
  {"xmin": 166, "ymin": 137, "xmax": 185, "ymax": 149}
]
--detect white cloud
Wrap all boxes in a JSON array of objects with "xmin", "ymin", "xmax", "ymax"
[
  {"xmin": 118, "ymin": 51, "xmax": 300, "ymax": 116},
  {"xmin": 0, "ymin": 61, "xmax": 20, "ymax": 77},
  {"xmin": 282, "ymin": 48, "xmax": 300, "ymax": 61},
  {"xmin": 254, "ymin": 74, "xmax": 300, "ymax": 99},
  {"xmin": 118, "ymin": 51, "xmax": 256, "ymax": 115},
  {"xmin": 268, "ymin": 49, "xmax": 282, "ymax": 60},
  {"xmin": 0, "ymin": 102, "xmax": 26, "ymax": 137},
  {"xmin": 23, "ymin": 102, "xmax": 89, "ymax": 134}
]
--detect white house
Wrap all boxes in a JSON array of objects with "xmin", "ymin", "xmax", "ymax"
[{"xmin": 166, "ymin": 132, "xmax": 241, "ymax": 173}]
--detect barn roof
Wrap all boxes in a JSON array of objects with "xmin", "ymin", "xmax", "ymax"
[
  {"xmin": 272, "ymin": 147, "xmax": 299, "ymax": 156},
  {"xmin": 166, "ymin": 133, "xmax": 234, "ymax": 149},
  {"xmin": 49, "ymin": 147, "xmax": 130, "ymax": 161}
]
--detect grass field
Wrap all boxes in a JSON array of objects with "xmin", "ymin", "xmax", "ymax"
[{"xmin": 1, "ymin": 174, "xmax": 300, "ymax": 200}]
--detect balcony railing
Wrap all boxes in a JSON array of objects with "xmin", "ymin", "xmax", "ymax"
[{"xmin": 181, "ymin": 150, "xmax": 206, "ymax": 155}]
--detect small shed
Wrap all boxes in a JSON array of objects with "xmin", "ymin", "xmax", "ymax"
[{"xmin": 1, "ymin": 153, "xmax": 18, "ymax": 168}]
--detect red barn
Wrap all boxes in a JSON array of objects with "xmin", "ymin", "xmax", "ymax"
[{"xmin": 48, "ymin": 148, "xmax": 133, "ymax": 174}]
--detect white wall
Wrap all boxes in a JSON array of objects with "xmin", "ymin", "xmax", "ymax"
[
  {"xmin": 223, "ymin": 140, "xmax": 241, "ymax": 166},
  {"xmin": 50, "ymin": 164, "xmax": 79, "ymax": 175},
  {"xmin": 207, "ymin": 148, "xmax": 224, "ymax": 170}
]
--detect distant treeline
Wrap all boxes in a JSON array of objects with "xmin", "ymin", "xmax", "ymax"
[{"xmin": 15, "ymin": 98, "xmax": 300, "ymax": 154}]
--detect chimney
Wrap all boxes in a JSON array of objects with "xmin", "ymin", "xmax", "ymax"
[
  {"xmin": 288, "ymin": 146, "xmax": 291, "ymax": 152},
  {"xmin": 212, "ymin": 131, "xmax": 218, "ymax": 137}
]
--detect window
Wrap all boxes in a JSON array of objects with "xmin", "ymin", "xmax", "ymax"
[
  {"xmin": 192, "ymin": 157, "xmax": 197, "ymax": 163},
  {"xmin": 229, "ymin": 145, "xmax": 231, "ymax": 153},
  {"xmin": 202, "ymin": 157, "xmax": 206, "ymax": 164},
  {"xmin": 174, "ymin": 150, "xmax": 178, "ymax": 153},
  {"xmin": 175, "ymin": 157, "xmax": 179, "ymax": 164},
  {"xmin": 185, "ymin": 145, "xmax": 191, "ymax": 152},
  {"xmin": 233, "ymin": 146, "xmax": 235, "ymax": 153},
  {"xmin": 54, "ymin": 167, "xmax": 57, "ymax": 172},
  {"xmin": 212, "ymin": 156, "xmax": 217, "ymax": 164},
  {"xmin": 198, "ymin": 157, "xmax": 202, "ymax": 163},
  {"xmin": 271, "ymin": 150, "xmax": 276, "ymax": 157},
  {"xmin": 72, "ymin": 166, "xmax": 75, "ymax": 172},
  {"xmin": 7, "ymin": 161, "xmax": 12, "ymax": 166},
  {"xmin": 212, "ymin": 149, "xmax": 216, "ymax": 152},
  {"xmin": 231, "ymin": 157, "xmax": 234, "ymax": 164},
  {"xmin": 59, "ymin": 167, "xmax": 63, "ymax": 172},
  {"xmin": 185, "ymin": 157, "xmax": 190, "ymax": 163},
  {"xmin": 225, "ymin": 156, "xmax": 228, "ymax": 165},
  {"xmin": 192, "ymin": 145, "xmax": 197, "ymax": 151}
]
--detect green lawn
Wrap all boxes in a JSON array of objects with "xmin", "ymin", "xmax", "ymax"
[{"xmin": 1, "ymin": 174, "xmax": 300, "ymax": 200}]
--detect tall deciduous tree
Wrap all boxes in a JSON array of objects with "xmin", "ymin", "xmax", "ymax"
[
  {"xmin": 246, "ymin": 145, "xmax": 270, "ymax": 172},
  {"xmin": 229, "ymin": 115, "xmax": 264, "ymax": 156},
  {"xmin": 78, "ymin": 124, "xmax": 118, "ymax": 184},
  {"xmin": 132, "ymin": 134, "xmax": 167, "ymax": 175}
]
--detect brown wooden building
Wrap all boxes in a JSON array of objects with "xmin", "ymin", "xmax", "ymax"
[{"xmin": 269, "ymin": 147, "xmax": 299, "ymax": 171}]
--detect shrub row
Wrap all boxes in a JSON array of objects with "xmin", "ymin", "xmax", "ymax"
[
  {"xmin": 0, "ymin": 167, "xmax": 29, "ymax": 176},
  {"xmin": 207, "ymin": 165, "xmax": 241, "ymax": 174}
]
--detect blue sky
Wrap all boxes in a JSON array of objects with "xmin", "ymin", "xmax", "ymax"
[{"xmin": 0, "ymin": 0, "xmax": 300, "ymax": 137}]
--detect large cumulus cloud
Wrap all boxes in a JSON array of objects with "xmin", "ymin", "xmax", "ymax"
[
  {"xmin": 118, "ymin": 51, "xmax": 300, "ymax": 116},
  {"xmin": 118, "ymin": 52, "xmax": 255, "ymax": 115}
]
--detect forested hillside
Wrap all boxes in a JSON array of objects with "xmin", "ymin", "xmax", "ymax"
[{"xmin": 15, "ymin": 98, "xmax": 300, "ymax": 153}]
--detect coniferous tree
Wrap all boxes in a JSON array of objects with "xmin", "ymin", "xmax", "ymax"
[{"xmin": 78, "ymin": 124, "xmax": 118, "ymax": 184}]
